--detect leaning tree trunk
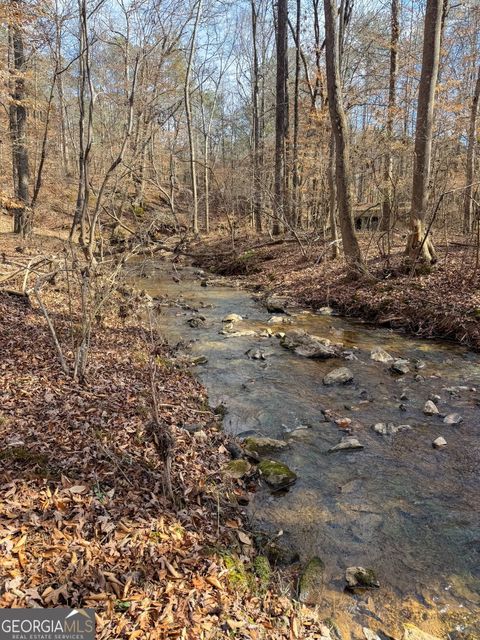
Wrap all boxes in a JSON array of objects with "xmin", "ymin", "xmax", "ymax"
[
  {"xmin": 9, "ymin": 12, "xmax": 31, "ymax": 237},
  {"xmin": 464, "ymin": 65, "xmax": 480, "ymax": 234},
  {"xmin": 273, "ymin": 0, "xmax": 288, "ymax": 236},
  {"xmin": 381, "ymin": 0, "xmax": 399, "ymax": 244},
  {"xmin": 405, "ymin": 0, "xmax": 445, "ymax": 266},
  {"xmin": 323, "ymin": 0, "xmax": 363, "ymax": 270}
]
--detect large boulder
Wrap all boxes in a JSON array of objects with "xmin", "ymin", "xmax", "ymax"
[
  {"xmin": 281, "ymin": 330, "xmax": 338, "ymax": 359},
  {"xmin": 258, "ymin": 460, "xmax": 297, "ymax": 490},
  {"xmin": 298, "ymin": 557, "xmax": 326, "ymax": 604},
  {"xmin": 323, "ymin": 367, "xmax": 354, "ymax": 385}
]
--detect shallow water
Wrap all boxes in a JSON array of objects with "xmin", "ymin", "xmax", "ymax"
[{"xmin": 134, "ymin": 262, "xmax": 480, "ymax": 637}]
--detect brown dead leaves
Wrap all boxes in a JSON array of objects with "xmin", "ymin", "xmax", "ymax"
[{"xmin": 0, "ymin": 253, "xmax": 323, "ymax": 639}]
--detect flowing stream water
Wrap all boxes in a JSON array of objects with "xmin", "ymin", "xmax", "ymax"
[{"xmin": 134, "ymin": 261, "xmax": 480, "ymax": 639}]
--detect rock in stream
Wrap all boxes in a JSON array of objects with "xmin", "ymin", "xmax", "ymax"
[
  {"xmin": 298, "ymin": 556, "xmax": 325, "ymax": 604},
  {"xmin": 281, "ymin": 330, "xmax": 339, "ymax": 359},
  {"xmin": 323, "ymin": 367, "xmax": 354, "ymax": 385},
  {"xmin": 258, "ymin": 460, "xmax": 297, "ymax": 490}
]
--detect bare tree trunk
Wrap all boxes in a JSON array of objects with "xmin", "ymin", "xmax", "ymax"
[
  {"xmin": 405, "ymin": 0, "xmax": 445, "ymax": 266},
  {"xmin": 381, "ymin": 0, "xmax": 399, "ymax": 241},
  {"xmin": 9, "ymin": 7, "xmax": 31, "ymax": 237},
  {"xmin": 312, "ymin": 0, "xmax": 325, "ymax": 110},
  {"xmin": 273, "ymin": 0, "xmax": 288, "ymax": 236},
  {"xmin": 133, "ymin": 114, "xmax": 148, "ymax": 207},
  {"xmin": 323, "ymin": 0, "xmax": 363, "ymax": 270},
  {"xmin": 464, "ymin": 65, "xmax": 480, "ymax": 234},
  {"xmin": 204, "ymin": 132, "xmax": 210, "ymax": 233},
  {"xmin": 292, "ymin": 0, "xmax": 301, "ymax": 228},
  {"xmin": 185, "ymin": 0, "xmax": 203, "ymax": 235},
  {"xmin": 8, "ymin": 29, "xmax": 18, "ymax": 194},
  {"xmin": 70, "ymin": 0, "xmax": 93, "ymax": 244},
  {"xmin": 328, "ymin": 131, "xmax": 340, "ymax": 258},
  {"xmin": 54, "ymin": 1, "xmax": 71, "ymax": 177},
  {"xmin": 251, "ymin": 0, "xmax": 263, "ymax": 232}
]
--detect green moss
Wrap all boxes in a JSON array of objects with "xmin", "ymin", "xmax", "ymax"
[
  {"xmin": 223, "ymin": 459, "xmax": 251, "ymax": 479},
  {"xmin": 298, "ymin": 557, "xmax": 325, "ymax": 604},
  {"xmin": 243, "ymin": 437, "xmax": 288, "ymax": 460},
  {"xmin": 258, "ymin": 459, "xmax": 297, "ymax": 490},
  {"xmin": 253, "ymin": 555, "xmax": 271, "ymax": 591},
  {"xmin": 131, "ymin": 204, "xmax": 145, "ymax": 217},
  {"xmin": 224, "ymin": 554, "xmax": 253, "ymax": 592},
  {"xmin": 155, "ymin": 355, "xmax": 175, "ymax": 370}
]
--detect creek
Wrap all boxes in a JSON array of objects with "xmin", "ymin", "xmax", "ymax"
[{"xmin": 134, "ymin": 261, "xmax": 480, "ymax": 638}]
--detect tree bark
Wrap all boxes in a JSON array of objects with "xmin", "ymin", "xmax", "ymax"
[
  {"xmin": 405, "ymin": 0, "xmax": 445, "ymax": 266},
  {"xmin": 292, "ymin": 0, "xmax": 301, "ymax": 228},
  {"xmin": 251, "ymin": 0, "xmax": 263, "ymax": 232},
  {"xmin": 323, "ymin": 0, "xmax": 363, "ymax": 270},
  {"xmin": 9, "ymin": 4, "xmax": 31, "ymax": 237},
  {"xmin": 328, "ymin": 131, "xmax": 340, "ymax": 258},
  {"xmin": 273, "ymin": 0, "xmax": 288, "ymax": 236},
  {"xmin": 184, "ymin": 0, "xmax": 203, "ymax": 236},
  {"xmin": 464, "ymin": 64, "xmax": 480, "ymax": 234},
  {"xmin": 381, "ymin": 0, "xmax": 399, "ymax": 240},
  {"xmin": 54, "ymin": 1, "xmax": 71, "ymax": 177}
]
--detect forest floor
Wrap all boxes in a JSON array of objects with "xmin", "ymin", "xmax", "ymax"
[
  {"xmin": 0, "ymin": 221, "xmax": 328, "ymax": 639},
  {"xmin": 191, "ymin": 231, "xmax": 480, "ymax": 350}
]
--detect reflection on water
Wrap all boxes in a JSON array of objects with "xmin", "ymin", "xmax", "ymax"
[{"xmin": 134, "ymin": 263, "xmax": 480, "ymax": 637}]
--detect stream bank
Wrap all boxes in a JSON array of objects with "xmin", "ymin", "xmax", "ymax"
[
  {"xmin": 190, "ymin": 235, "xmax": 480, "ymax": 351},
  {"xmin": 0, "ymin": 227, "xmax": 331, "ymax": 640},
  {"xmin": 135, "ymin": 256, "xmax": 480, "ymax": 640}
]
